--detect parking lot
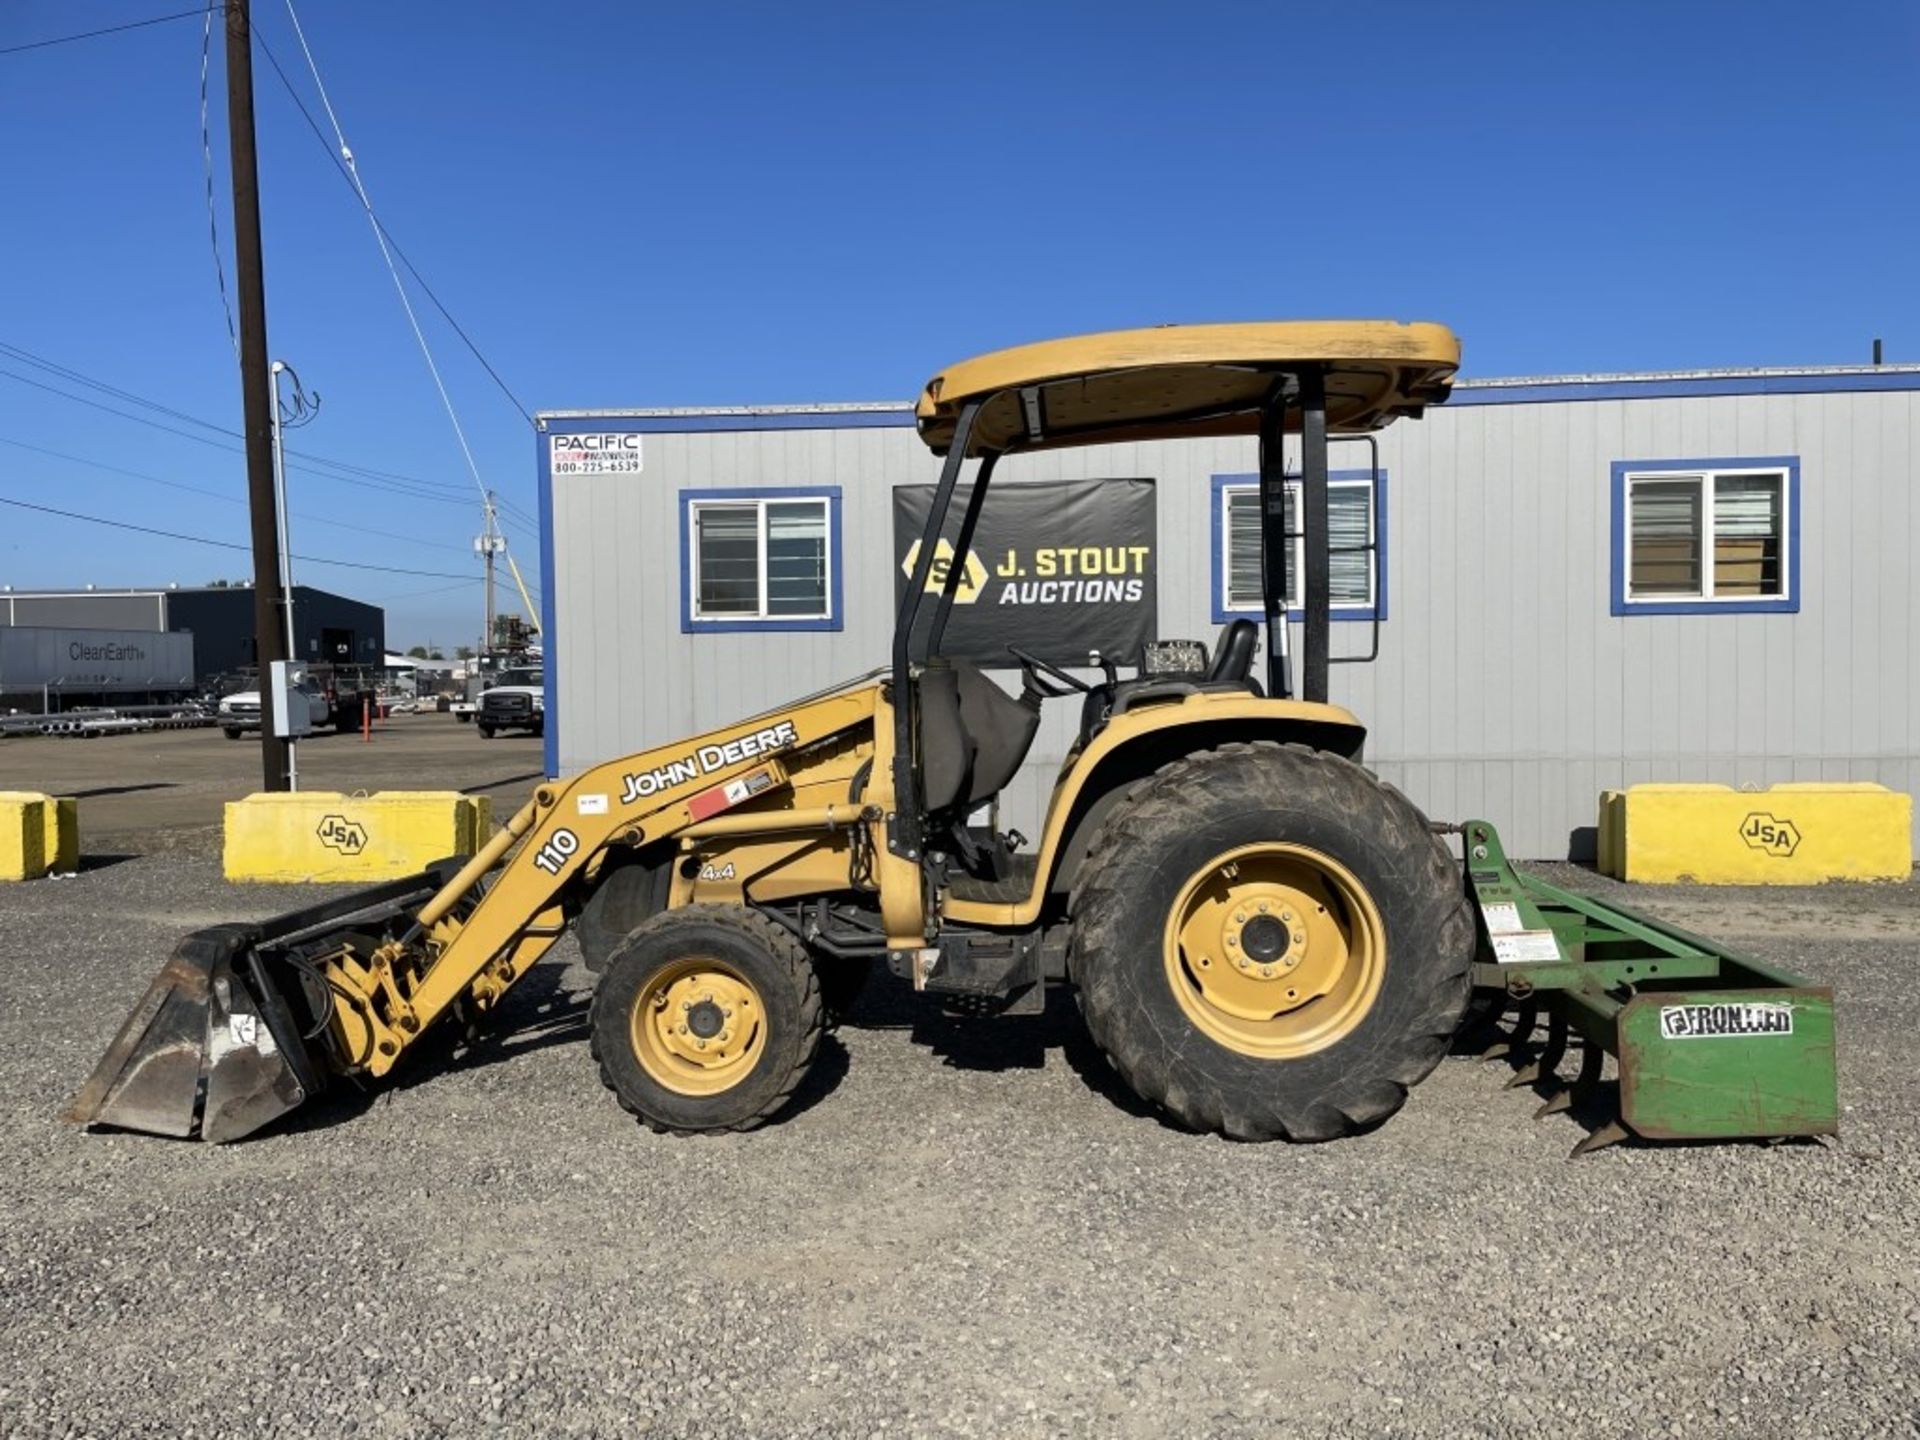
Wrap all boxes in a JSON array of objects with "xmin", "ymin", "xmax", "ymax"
[{"xmin": 1, "ymin": 721, "xmax": 1916, "ymax": 1437}]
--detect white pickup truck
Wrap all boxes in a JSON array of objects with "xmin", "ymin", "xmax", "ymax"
[
  {"xmin": 217, "ymin": 678, "xmax": 331, "ymax": 740},
  {"xmin": 475, "ymin": 667, "xmax": 544, "ymax": 739}
]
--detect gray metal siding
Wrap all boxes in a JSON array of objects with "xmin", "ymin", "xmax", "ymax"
[
  {"xmin": 1, "ymin": 593, "xmax": 167, "ymax": 632},
  {"xmin": 547, "ymin": 387, "xmax": 1920, "ymax": 858},
  {"xmin": 0, "ymin": 627, "xmax": 195, "ymax": 695}
]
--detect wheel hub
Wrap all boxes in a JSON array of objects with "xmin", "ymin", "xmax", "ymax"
[
  {"xmin": 1164, "ymin": 843, "xmax": 1386, "ymax": 1059},
  {"xmin": 629, "ymin": 962, "xmax": 765, "ymax": 1096}
]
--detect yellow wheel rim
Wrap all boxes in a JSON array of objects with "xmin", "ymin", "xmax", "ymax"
[
  {"xmin": 1162, "ymin": 842, "xmax": 1386, "ymax": 1059},
  {"xmin": 628, "ymin": 959, "xmax": 767, "ymax": 1097}
]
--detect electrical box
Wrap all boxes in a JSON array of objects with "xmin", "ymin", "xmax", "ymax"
[{"xmin": 269, "ymin": 660, "xmax": 312, "ymax": 739}]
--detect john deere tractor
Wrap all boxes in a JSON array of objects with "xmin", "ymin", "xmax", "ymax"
[{"xmin": 71, "ymin": 322, "xmax": 1839, "ymax": 1153}]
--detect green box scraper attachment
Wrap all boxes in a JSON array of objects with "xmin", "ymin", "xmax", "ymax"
[{"xmin": 1456, "ymin": 820, "xmax": 1839, "ymax": 1155}]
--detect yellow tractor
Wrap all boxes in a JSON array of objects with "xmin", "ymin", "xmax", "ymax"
[{"xmin": 70, "ymin": 321, "xmax": 1840, "ymax": 1152}]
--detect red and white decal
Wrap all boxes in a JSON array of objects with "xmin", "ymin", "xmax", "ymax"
[{"xmin": 686, "ymin": 765, "xmax": 782, "ymax": 822}]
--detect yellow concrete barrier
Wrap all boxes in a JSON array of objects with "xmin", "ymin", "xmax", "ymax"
[
  {"xmin": 1599, "ymin": 783, "xmax": 1912, "ymax": 884},
  {"xmin": 0, "ymin": 791, "xmax": 79, "ymax": 881},
  {"xmin": 224, "ymin": 791, "xmax": 493, "ymax": 883}
]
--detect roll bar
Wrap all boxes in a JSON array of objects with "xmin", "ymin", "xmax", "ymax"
[{"xmin": 887, "ymin": 374, "xmax": 1337, "ymax": 858}]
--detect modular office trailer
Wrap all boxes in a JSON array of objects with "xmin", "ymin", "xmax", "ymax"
[{"xmin": 538, "ymin": 363, "xmax": 1920, "ymax": 859}]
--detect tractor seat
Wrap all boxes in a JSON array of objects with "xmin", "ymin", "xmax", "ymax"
[
  {"xmin": 918, "ymin": 660, "xmax": 1042, "ymax": 815},
  {"xmin": 1077, "ymin": 620, "xmax": 1263, "ymax": 747}
]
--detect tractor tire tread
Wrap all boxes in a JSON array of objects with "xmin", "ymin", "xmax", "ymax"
[
  {"xmin": 1070, "ymin": 740, "xmax": 1472, "ymax": 1141},
  {"xmin": 588, "ymin": 905, "xmax": 822, "ymax": 1136}
]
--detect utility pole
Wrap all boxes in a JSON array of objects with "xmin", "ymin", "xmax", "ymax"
[
  {"xmin": 226, "ymin": 0, "xmax": 289, "ymax": 791},
  {"xmin": 476, "ymin": 493, "xmax": 505, "ymax": 655}
]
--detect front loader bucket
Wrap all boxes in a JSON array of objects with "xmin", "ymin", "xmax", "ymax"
[
  {"xmin": 67, "ymin": 864, "xmax": 463, "ymax": 1143},
  {"xmin": 65, "ymin": 925, "xmax": 322, "ymax": 1143}
]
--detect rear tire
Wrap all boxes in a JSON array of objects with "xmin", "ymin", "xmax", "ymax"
[
  {"xmin": 1070, "ymin": 741, "xmax": 1472, "ymax": 1141},
  {"xmin": 222, "ymin": 727, "xmax": 243, "ymax": 741},
  {"xmin": 577, "ymin": 849, "xmax": 672, "ymax": 972},
  {"xmin": 589, "ymin": 906, "xmax": 822, "ymax": 1134}
]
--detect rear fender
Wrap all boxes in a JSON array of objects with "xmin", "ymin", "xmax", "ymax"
[{"xmin": 943, "ymin": 699, "xmax": 1366, "ymax": 927}]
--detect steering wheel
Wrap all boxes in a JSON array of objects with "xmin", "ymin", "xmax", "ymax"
[{"xmin": 1007, "ymin": 644, "xmax": 1092, "ymax": 697}]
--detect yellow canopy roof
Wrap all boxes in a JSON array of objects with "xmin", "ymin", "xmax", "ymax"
[{"xmin": 914, "ymin": 320, "xmax": 1459, "ymax": 455}]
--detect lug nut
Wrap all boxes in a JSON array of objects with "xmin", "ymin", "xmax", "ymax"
[
  {"xmin": 696, "ymin": 1039, "xmax": 707, "ymax": 1050},
  {"xmin": 1261, "ymin": 964, "xmax": 1275, "ymax": 978},
  {"xmin": 676, "ymin": 1024, "xmax": 688, "ymax": 1035},
  {"xmin": 1226, "ymin": 935, "xmax": 1238, "ymax": 949},
  {"xmin": 1257, "ymin": 901, "xmax": 1269, "ymax": 914}
]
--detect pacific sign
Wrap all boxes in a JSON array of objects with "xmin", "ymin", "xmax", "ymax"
[{"xmin": 549, "ymin": 432, "xmax": 644, "ymax": 477}]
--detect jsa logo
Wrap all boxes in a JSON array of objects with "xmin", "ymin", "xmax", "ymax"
[
  {"xmin": 1740, "ymin": 812, "xmax": 1802, "ymax": 857},
  {"xmin": 315, "ymin": 814, "xmax": 367, "ymax": 854}
]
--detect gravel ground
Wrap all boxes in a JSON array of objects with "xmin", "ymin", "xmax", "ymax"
[{"xmin": 2, "ymin": 833, "xmax": 1917, "ymax": 1438}]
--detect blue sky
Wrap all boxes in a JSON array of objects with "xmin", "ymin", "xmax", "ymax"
[{"xmin": 2, "ymin": 0, "xmax": 1916, "ymax": 646}]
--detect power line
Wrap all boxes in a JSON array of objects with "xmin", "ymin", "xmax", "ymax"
[
  {"xmin": 370, "ymin": 578, "xmax": 486, "ymax": 602},
  {"xmin": 0, "ymin": 495, "xmax": 484, "ymax": 580},
  {"xmin": 0, "ymin": 434, "xmax": 477, "ymax": 554},
  {"xmin": 279, "ymin": 0, "xmax": 492, "ymax": 513},
  {"xmin": 0, "ymin": 339, "xmax": 477, "ymax": 496},
  {"xmin": 493, "ymin": 493, "xmax": 540, "ymax": 527},
  {"xmin": 198, "ymin": 2, "xmax": 238, "ymax": 356},
  {"xmin": 0, "ymin": 341, "xmax": 235, "ymax": 436},
  {"xmin": 0, "ymin": 362, "xmax": 474, "ymax": 506},
  {"xmin": 0, "ymin": 5, "xmax": 218, "ymax": 57},
  {"xmin": 277, "ymin": 0, "xmax": 544, "ymax": 636},
  {"xmin": 251, "ymin": 28, "xmax": 535, "ymax": 429}
]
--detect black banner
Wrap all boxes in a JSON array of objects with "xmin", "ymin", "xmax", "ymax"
[{"xmin": 892, "ymin": 477, "xmax": 1157, "ymax": 668}]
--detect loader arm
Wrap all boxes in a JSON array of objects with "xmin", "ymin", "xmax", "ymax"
[
  {"xmin": 316, "ymin": 687, "xmax": 885, "ymax": 1078},
  {"xmin": 69, "ymin": 685, "xmax": 895, "ymax": 1140}
]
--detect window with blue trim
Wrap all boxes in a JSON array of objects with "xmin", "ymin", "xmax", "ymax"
[
  {"xmin": 1211, "ymin": 471, "xmax": 1385, "ymax": 623},
  {"xmin": 680, "ymin": 488, "xmax": 843, "ymax": 631},
  {"xmin": 1611, "ymin": 458, "xmax": 1799, "ymax": 615}
]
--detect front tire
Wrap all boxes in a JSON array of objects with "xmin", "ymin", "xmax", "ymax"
[
  {"xmin": 1070, "ymin": 741, "xmax": 1472, "ymax": 1141},
  {"xmin": 477, "ymin": 724, "xmax": 496, "ymax": 739},
  {"xmin": 589, "ymin": 906, "xmax": 822, "ymax": 1134}
]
